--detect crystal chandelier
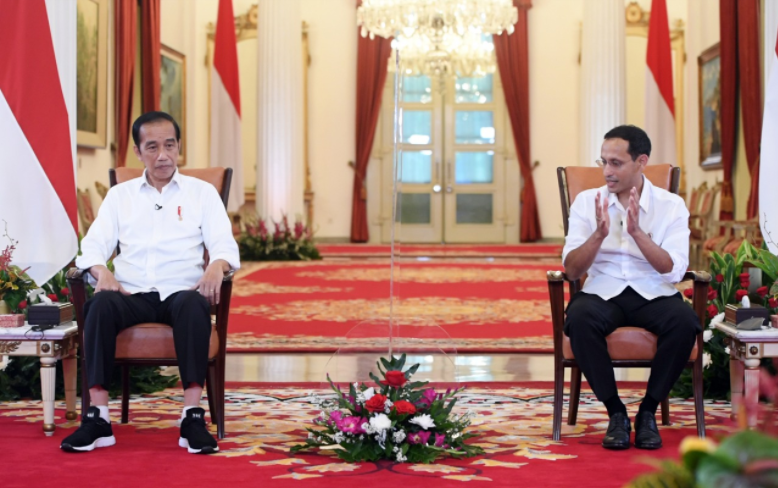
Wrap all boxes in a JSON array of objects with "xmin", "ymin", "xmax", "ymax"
[
  {"xmin": 356, "ymin": 0, "xmax": 518, "ymax": 41},
  {"xmin": 390, "ymin": 30, "xmax": 496, "ymax": 78}
]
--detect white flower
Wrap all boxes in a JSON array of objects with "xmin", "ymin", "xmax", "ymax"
[
  {"xmin": 393, "ymin": 430, "xmax": 406, "ymax": 443},
  {"xmin": 334, "ymin": 432, "xmax": 344, "ymax": 443},
  {"xmin": 384, "ymin": 398, "xmax": 394, "ymax": 414},
  {"xmin": 702, "ymin": 353, "xmax": 712, "ymax": 369},
  {"xmin": 710, "ymin": 312, "xmax": 725, "ymax": 329},
  {"xmin": 369, "ymin": 413, "xmax": 392, "ymax": 432},
  {"xmin": 0, "ymin": 356, "xmax": 9, "ymax": 372},
  {"xmin": 396, "ymin": 452, "xmax": 407, "ymax": 463},
  {"xmin": 703, "ymin": 330, "xmax": 713, "ymax": 343},
  {"xmin": 362, "ymin": 387, "xmax": 375, "ymax": 401},
  {"xmin": 724, "ymin": 346, "xmax": 731, "ymax": 355},
  {"xmin": 409, "ymin": 414, "xmax": 436, "ymax": 430}
]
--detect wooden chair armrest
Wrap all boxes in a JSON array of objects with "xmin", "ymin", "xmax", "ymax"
[
  {"xmin": 682, "ymin": 271, "xmax": 712, "ymax": 283},
  {"xmin": 222, "ymin": 269, "xmax": 235, "ymax": 281},
  {"xmin": 66, "ymin": 267, "xmax": 87, "ymax": 282}
]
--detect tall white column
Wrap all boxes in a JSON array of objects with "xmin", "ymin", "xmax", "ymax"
[
  {"xmin": 256, "ymin": 0, "xmax": 304, "ymax": 221},
  {"xmin": 579, "ymin": 0, "xmax": 626, "ymax": 166},
  {"xmin": 765, "ymin": 0, "xmax": 778, "ymax": 90}
]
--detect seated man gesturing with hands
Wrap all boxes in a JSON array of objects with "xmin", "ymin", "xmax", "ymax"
[{"xmin": 562, "ymin": 125, "xmax": 700, "ymax": 451}]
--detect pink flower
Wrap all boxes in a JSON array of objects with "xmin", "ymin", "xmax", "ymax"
[
  {"xmin": 407, "ymin": 431, "xmax": 431, "ymax": 445},
  {"xmin": 416, "ymin": 388, "xmax": 438, "ymax": 409},
  {"xmin": 294, "ymin": 221, "xmax": 304, "ymax": 240},
  {"xmin": 433, "ymin": 433, "xmax": 446, "ymax": 447},
  {"xmin": 335, "ymin": 416, "xmax": 366, "ymax": 434},
  {"xmin": 329, "ymin": 411, "xmax": 343, "ymax": 425}
]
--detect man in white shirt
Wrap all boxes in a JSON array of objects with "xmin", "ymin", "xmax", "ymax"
[
  {"xmin": 562, "ymin": 125, "xmax": 700, "ymax": 451},
  {"xmin": 61, "ymin": 112, "xmax": 240, "ymax": 455}
]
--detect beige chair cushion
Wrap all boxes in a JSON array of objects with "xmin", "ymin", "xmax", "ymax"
[
  {"xmin": 562, "ymin": 326, "xmax": 698, "ymax": 361},
  {"xmin": 565, "ymin": 164, "xmax": 674, "ymax": 205},
  {"xmin": 115, "ymin": 323, "xmax": 219, "ymax": 359}
]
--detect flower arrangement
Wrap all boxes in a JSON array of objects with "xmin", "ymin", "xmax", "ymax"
[
  {"xmin": 0, "ymin": 223, "xmax": 36, "ymax": 314},
  {"xmin": 237, "ymin": 215, "xmax": 321, "ymax": 262},
  {"xmin": 673, "ymin": 240, "xmax": 778, "ymax": 400},
  {"xmin": 290, "ymin": 354, "xmax": 484, "ymax": 463},
  {"xmin": 628, "ymin": 361, "xmax": 778, "ymax": 488}
]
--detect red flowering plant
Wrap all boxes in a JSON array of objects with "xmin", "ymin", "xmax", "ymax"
[
  {"xmin": 290, "ymin": 354, "xmax": 483, "ymax": 463},
  {"xmin": 675, "ymin": 240, "xmax": 778, "ymax": 399},
  {"xmin": 237, "ymin": 214, "xmax": 320, "ymax": 261},
  {"xmin": 0, "ymin": 222, "xmax": 36, "ymax": 314}
]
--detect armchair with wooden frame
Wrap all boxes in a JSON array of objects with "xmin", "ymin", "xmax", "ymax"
[
  {"xmin": 547, "ymin": 164, "xmax": 710, "ymax": 441},
  {"xmin": 66, "ymin": 167, "xmax": 235, "ymax": 439}
]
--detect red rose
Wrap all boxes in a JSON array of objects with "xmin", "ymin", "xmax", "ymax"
[
  {"xmin": 740, "ymin": 272, "xmax": 750, "ymax": 279},
  {"xmin": 735, "ymin": 290, "xmax": 749, "ymax": 302},
  {"xmin": 757, "ymin": 286, "xmax": 768, "ymax": 298},
  {"xmin": 393, "ymin": 400, "xmax": 417, "ymax": 415},
  {"xmin": 769, "ymin": 298, "xmax": 778, "ymax": 309},
  {"xmin": 715, "ymin": 274, "xmax": 724, "ymax": 283},
  {"xmin": 707, "ymin": 289, "xmax": 718, "ymax": 301},
  {"xmin": 60, "ymin": 287, "xmax": 70, "ymax": 296},
  {"xmin": 47, "ymin": 293, "xmax": 58, "ymax": 302},
  {"xmin": 364, "ymin": 394, "xmax": 387, "ymax": 413},
  {"xmin": 683, "ymin": 288, "xmax": 693, "ymax": 299},
  {"xmin": 707, "ymin": 304, "xmax": 719, "ymax": 318},
  {"xmin": 381, "ymin": 370, "xmax": 407, "ymax": 388},
  {"xmin": 18, "ymin": 300, "xmax": 27, "ymax": 310}
]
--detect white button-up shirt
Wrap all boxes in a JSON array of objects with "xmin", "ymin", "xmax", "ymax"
[
  {"xmin": 76, "ymin": 170, "xmax": 241, "ymax": 300},
  {"xmin": 562, "ymin": 176, "xmax": 689, "ymax": 301}
]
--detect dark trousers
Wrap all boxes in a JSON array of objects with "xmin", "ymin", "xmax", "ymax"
[
  {"xmin": 564, "ymin": 287, "xmax": 701, "ymax": 405},
  {"xmin": 83, "ymin": 290, "xmax": 211, "ymax": 390}
]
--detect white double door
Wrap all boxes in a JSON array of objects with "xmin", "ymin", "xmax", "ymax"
[{"xmin": 381, "ymin": 74, "xmax": 509, "ymax": 244}]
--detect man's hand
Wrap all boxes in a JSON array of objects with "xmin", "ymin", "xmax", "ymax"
[
  {"xmin": 594, "ymin": 191, "xmax": 610, "ymax": 239},
  {"xmin": 192, "ymin": 259, "xmax": 230, "ymax": 306},
  {"xmin": 626, "ymin": 187, "xmax": 643, "ymax": 237},
  {"xmin": 91, "ymin": 265, "xmax": 130, "ymax": 295}
]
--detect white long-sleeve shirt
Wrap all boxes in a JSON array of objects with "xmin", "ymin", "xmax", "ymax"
[
  {"xmin": 76, "ymin": 170, "xmax": 241, "ymax": 300},
  {"xmin": 562, "ymin": 176, "xmax": 689, "ymax": 301}
]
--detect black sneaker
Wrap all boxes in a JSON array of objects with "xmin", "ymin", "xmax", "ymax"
[
  {"xmin": 60, "ymin": 406, "xmax": 116, "ymax": 452},
  {"xmin": 179, "ymin": 407, "xmax": 218, "ymax": 454}
]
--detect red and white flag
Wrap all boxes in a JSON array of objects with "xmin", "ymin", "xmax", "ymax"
[
  {"xmin": 760, "ymin": 31, "xmax": 778, "ymax": 255},
  {"xmin": 210, "ymin": 0, "xmax": 244, "ymax": 213},
  {"xmin": 645, "ymin": 0, "xmax": 677, "ymax": 165},
  {"xmin": 0, "ymin": 0, "xmax": 78, "ymax": 285}
]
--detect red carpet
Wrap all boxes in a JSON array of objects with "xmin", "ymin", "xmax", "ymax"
[
  {"xmin": 228, "ymin": 259, "xmax": 563, "ymax": 353},
  {"xmin": 318, "ymin": 243, "xmax": 563, "ymax": 258},
  {"xmin": 1, "ymin": 383, "xmax": 734, "ymax": 488}
]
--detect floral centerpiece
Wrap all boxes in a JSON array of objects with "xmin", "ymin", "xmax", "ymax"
[
  {"xmin": 237, "ymin": 215, "xmax": 321, "ymax": 262},
  {"xmin": 290, "ymin": 354, "xmax": 484, "ymax": 463},
  {"xmin": 674, "ymin": 241, "xmax": 778, "ymax": 400},
  {"xmin": 0, "ymin": 223, "xmax": 36, "ymax": 314}
]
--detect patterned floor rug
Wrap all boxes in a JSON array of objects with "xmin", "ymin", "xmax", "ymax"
[
  {"xmin": 1, "ymin": 383, "xmax": 734, "ymax": 488},
  {"xmin": 317, "ymin": 244, "xmax": 563, "ymax": 258},
  {"xmin": 227, "ymin": 259, "xmax": 564, "ymax": 353}
]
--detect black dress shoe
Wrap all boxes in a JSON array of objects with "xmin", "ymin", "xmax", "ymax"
[
  {"xmin": 602, "ymin": 412, "xmax": 631, "ymax": 450},
  {"xmin": 634, "ymin": 411, "xmax": 662, "ymax": 450}
]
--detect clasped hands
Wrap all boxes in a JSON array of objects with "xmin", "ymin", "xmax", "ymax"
[{"xmin": 594, "ymin": 187, "xmax": 643, "ymax": 239}]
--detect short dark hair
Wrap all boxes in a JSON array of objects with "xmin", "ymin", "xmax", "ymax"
[
  {"xmin": 603, "ymin": 125, "xmax": 651, "ymax": 161},
  {"xmin": 131, "ymin": 111, "xmax": 181, "ymax": 146}
]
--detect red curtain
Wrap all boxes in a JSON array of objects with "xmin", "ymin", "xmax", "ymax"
[
  {"xmin": 350, "ymin": 31, "xmax": 392, "ymax": 242},
  {"xmin": 493, "ymin": 0, "xmax": 541, "ymax": 242},
  {"xmin": 114, "ymin": 0, "xmax": 136, "ymax": 167},
  {"xmin": 739, "ymin": 0, "xmax": 762, "ymax": 219},
  {"xmin": 140, "ymin": 0, "xmax": 161, "ymax": 112},
  {"xmin": 718, "ymin": 0, "xmax": 738, "ymax": 221}
]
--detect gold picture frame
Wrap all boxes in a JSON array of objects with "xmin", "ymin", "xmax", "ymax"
[
  {"xmin": 698, "ymin": 43, "xmax": 722, "ymax": 170},
  {"xmin": 76, "ymin": 0, "xmax": 108, "ymax": 148},
  {"xmin": 160, "ymin": 44, "xmax": 187, "ymax": 166}
]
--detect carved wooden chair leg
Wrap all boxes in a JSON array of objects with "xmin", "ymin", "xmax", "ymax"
[
  {"xmin": 121, "ymin": 365, "xmax": 130, "ymax": 424},
  {"xmin": 660, "ymin": 397, "xmax": 670, "ymax": 425},
  {"xmin": 693, "ymin": 361, "xmax": 706, "ymax": 438},
  {"xmin": 568, "ymin": 366, "xmax": 582, "ymax": 425},
  {"xmin": 216, "ymin": 356, "xmax": 226, "ymax": 439},
  {"xmin": 552, "ymin": 362, "xmax": 565, "ymax": 441},
  {"xmin": 206, "ymin": 362, "xmax": 217, "ymax": 427},
  {"xmin": 80, "ymin": 355, "xmax": 90, "ymax": 416}
]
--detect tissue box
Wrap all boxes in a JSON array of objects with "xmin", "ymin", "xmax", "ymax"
[
  {"xmin": 27, "ymin": 302, "xmax": 74, "ymax": 326},
  {"xmin": 0, "ymin": 314, "xmax": 24, "ymax": 327},
  {"xmin": 724, "ymin": 303, "xmax": 771, "ymax": 327}
]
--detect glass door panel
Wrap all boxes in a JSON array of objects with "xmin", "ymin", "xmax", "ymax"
[{"xmin": 455, "ymin": 151, "xmax": 493, "ymax": 184}]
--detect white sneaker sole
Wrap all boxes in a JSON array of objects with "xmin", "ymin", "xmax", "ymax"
[
  {"xmin": 179, "ymin": 437, "xmax": 219, "ymax": 454},
  {"xmin": 61, "ymin": 435, "xmax": 116, "ymax": 452}
]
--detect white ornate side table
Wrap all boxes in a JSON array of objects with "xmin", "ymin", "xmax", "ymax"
[
  {"xmin": 712, "ymin": 320, "xmax": 778, "ymax": 428},
  {"xmin": 0, "ymin": 322, "xmax": 78, "ymax": 435}
]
